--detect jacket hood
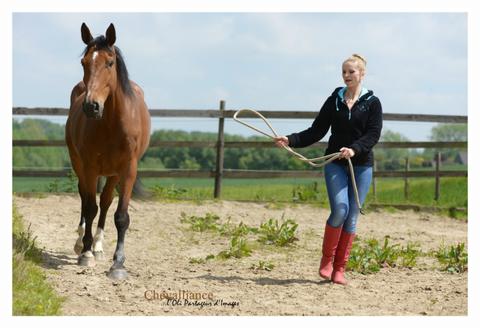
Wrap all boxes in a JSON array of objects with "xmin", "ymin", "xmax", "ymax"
[{"xmin": 334, "ymin": 87, "xmax": 374, "ymax": 111}]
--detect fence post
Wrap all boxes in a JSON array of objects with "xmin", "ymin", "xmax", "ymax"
[
  {"xmin": 214, "ymin": 100, "xmax": 226, "ymax": 198},
  {"xmin": 404, "ymin": 157, "xmax": 409, "ymax": 200},
  {"xmin": 372, "ymin": 160, "xmax": 377, "ymax": 201},
  {"xmin": 434, "ymin": 152, "xmax": 441, "ymax": 201}
]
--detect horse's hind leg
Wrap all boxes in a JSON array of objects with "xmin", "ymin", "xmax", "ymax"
[
  {"xmin": 77, "ymin": 175, "xmax": 99, "ymax": 267},
  {"xmin": 107, "ymin": 166, "xmax": 137, "ymax": 280},
  {"xmin": 93, "ymin": 176, "xmax": 120, "ymax": 261}
]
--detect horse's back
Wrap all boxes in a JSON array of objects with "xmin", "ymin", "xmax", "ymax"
[{"xmin": 130, "ymin": 81, "xmax": 151, "ymax": 158}]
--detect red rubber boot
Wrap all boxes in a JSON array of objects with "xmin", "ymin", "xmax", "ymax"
[
  {"xmin": 318, "ymin": 223, "xmax": 343, "ymax": 280},
  {"xmin": 331, "ymin": 231, "xmax": 356, "ymax": 285}
]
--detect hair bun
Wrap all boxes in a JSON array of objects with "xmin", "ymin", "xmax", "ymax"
[{"xmin": 352, "ymin": 53, "xmax": 367, "ymax": 65}]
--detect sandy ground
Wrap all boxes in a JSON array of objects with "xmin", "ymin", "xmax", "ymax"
[{"xmin": 13, "ymin": 194, "xmax": 467, "ymax": 316}]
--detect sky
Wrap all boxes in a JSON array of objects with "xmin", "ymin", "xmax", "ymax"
[{"xmin": 12, "ymin": 12, "xmax": 467, "ymax": 141}]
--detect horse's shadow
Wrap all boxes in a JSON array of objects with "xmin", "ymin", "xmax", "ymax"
[
  {"xmin": 41, "ymin": 250, "xmax": 76, "ymax": 270},
  {"xmin": 195, "ymin": 274, "xmax": 330, "ymax": 286}
]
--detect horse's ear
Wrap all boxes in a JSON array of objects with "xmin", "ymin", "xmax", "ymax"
[
  {"xmin": 106, "ymin": 23, "xmax": 116, "ymax": 47},
  {"xmin": 81, "ymin": 23, "xmax": 93, "ymax": 45}
]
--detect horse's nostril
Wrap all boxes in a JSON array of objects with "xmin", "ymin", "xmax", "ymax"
[{"xmin": 93, "ymin": 102, "xmax": 100, "ymax": 113}]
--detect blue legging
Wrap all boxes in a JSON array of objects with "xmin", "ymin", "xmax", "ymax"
[{"xmin": 324, "ymin": 162, "xmax": 373, "ymax": 233}]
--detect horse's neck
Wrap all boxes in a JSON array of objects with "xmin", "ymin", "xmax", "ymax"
[{"xmin": 104, "ymin": 89, "xmax": 131, "ymax": 126}]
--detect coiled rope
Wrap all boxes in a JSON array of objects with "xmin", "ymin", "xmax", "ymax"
[{"xmin": 233, "ymin": 108, "xmax": 364, "ymax": 214}]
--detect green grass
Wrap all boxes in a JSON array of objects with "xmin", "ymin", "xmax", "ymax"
[
  {"xmin": 12, "ymin": 204, "xmax": 63, "ymax": 315},
  {"xmin": 13, "ymin": 176, "xmax": 467, "ymax": 209}
]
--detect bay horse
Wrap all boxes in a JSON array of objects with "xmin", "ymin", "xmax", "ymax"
[{"xmin": 66, "ymin": 23, "xmax": 151, "ymax": 279}]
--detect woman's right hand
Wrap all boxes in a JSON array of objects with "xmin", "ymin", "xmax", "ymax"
[{"xmin": 274, "ymin": 136, "xmax": 289, "ymax": 148}]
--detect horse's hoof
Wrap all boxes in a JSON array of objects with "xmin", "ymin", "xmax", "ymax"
[
  {"xmin": 77, "ymin": 252, "xmax": 96, "ymax": 267},
  {"xmin": 74, "ymin": 243, "xmax": 83, "ymax": 255},
  {"xmin": 93, "ymin": 251, "xmax": 105, "ymax": 261},
  {"xmin": 107, "ymin": 267, "xmax": 128, "ymax": 280}
]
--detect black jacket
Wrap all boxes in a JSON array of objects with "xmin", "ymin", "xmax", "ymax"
[{"xmin": 287, "ymin": 87, "xmax": 383, "ymax": 166}]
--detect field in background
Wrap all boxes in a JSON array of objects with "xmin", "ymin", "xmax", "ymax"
[{"xmin": 13, "ymin": 176, "xmax": 468, "ymax": 211}]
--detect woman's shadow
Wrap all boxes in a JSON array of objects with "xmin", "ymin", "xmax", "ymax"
[{"xmin": 196, "ymin": 274, "xmax": 331, "ymax": 286}]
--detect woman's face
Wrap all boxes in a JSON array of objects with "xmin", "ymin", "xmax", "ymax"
[{"xmin": 342, "ymin": 61, "xmax": 364, "ymax": 88}]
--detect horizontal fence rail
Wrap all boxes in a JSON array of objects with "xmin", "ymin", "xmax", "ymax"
[
  {"xmin": 12, "ymin": 105, "xmax": 468, "ymax": 201},
  {"xmin": 11, "ymin": 140, "xmax": 469, "ymax": 149},
  {"xmin": 11, "ymin": 169, "xmax": 468, "ymax": 179},
  {"xmin": 13, "ymin": 107, "xmax": 468, "ymax": 123}
]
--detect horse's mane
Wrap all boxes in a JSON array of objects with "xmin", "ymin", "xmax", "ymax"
[{"xmin": 82, "ymin": 36, "xmax": 134, "ymax": 97}]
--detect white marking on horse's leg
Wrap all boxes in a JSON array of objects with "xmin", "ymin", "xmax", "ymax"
[
  {"xmin": 81, "ymin": 250, "xmax": 94, "ymax": 258},
  {"xmin": 93, "ymin": 227, "xmax": 104, "ymax": 253},
  {"xmin": 78, "ymin": 250, "xmax": 96, "ymax": 267},
  {"xmin": 74, "ymin": 221, "xmax": 85, "ymax": 255}
]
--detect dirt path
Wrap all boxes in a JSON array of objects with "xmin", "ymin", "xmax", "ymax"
[{"xmin": 13, "ymin": 194, "xmax": 467, "ymax": 316}]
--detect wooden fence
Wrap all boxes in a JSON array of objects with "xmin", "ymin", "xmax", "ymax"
[{"xmin": 12, "ymin": 103, "xmax": 468, "ymax": 200}]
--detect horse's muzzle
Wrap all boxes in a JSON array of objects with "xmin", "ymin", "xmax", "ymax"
[{"xmin": 82, "ymin": 100, "xmax": 104, "ymax": 120}]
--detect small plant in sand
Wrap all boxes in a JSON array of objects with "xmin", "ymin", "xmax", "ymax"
[
  {"xmin": 180, "ymin": 212, "xmax": 221, "ymax": 232},
  {"xmin": 216, "ymin": 236, "xmax": 252, "ymax": 259},
  {"xmin": 250, "ymin": 260, "xmax": 275, "ymax": 272},
  {"xmin": 188, "ymin": 254, "xmax": 215, "ymax": 264},
  {"xmin": 433, "ymin": 242, "xmax": 468, "ymax": 273},
  {"xmin": 218, "ymin": 219, "xmax": 258, "ymax": 237},
  {"xmin": 399, "ymin": 242, "xmax": 422, "ymax": 268},
  {"xmin": 257, "ymin": 216, "xmax": 299, "ymax": 247}
]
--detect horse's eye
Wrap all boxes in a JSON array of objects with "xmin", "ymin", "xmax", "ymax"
[{"xmin": 107, "ymin": 61, "xmax": 114, "ymax": 68}]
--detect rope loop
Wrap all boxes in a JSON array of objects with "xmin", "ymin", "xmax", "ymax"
[{"xmin": 233, "ymin": 108, "xmax": 364, "ymax": 214}]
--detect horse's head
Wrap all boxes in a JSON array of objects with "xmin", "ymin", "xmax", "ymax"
[{"xmin": 80, "ymin": 23, "xmax": 118, "ymax": 120}]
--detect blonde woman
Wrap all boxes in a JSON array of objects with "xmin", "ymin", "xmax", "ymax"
[{"xmin": 274, "ymin": 54, "xmax": 383, "ymax": 285}]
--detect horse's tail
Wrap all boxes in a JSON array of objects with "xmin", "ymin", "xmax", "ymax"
[{"xmin": 132, "ymin": 177, "xmax": 151, "ymax": 199}]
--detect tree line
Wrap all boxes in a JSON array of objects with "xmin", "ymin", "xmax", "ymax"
[{"xmin": 13, "ymin": 119, "xmax": 467, "ymax": 171}]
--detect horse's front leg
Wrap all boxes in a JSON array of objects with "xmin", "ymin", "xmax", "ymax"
[
  {"xmin": 93, "ymin": 176, "xmax": 120, "ymax": 261},
  {"xmin": 107, "ymin": 164, "xmax": 137, "ymax": 280},
  {"xmin": 77, "ymin": 174, "xmax": 99, "ymax": 267},
  {"xmin": 74, "ymin": 182, "xmax": 86, "ymax": 255}
]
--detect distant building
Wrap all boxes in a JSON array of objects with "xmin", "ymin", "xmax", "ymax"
[{"xmin": 455, "ymin": 151, "xmax": 468, "ymax": 165}]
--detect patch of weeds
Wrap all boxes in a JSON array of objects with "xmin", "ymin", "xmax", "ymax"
[
  {"xmin": 216, "ymin": 236, "xmax": 252, "ymax": 259},
  {"xmin": 153, "ymin": 185, "xmax": 188, "ymax": 199},
  {"xmin": 180, "ymin": 212, "xmax": 220, "ymax": 232},
  {"xmin": 46, "ymin": 170, "xmax": 77, "ymax": 193},
  {"xmin": 47, "ymin": 179, "xmax": 61, "ymax": 193},
  {"xmin": 218, "ymin": 219, "xmax": 258, "ymax": 237},
  {"xmin": 433, "ymin": 242, "xmax": 468, "ymax": 273},
  {"xmin": 399, "ymin": 242, "xmax": 422, "ymax": 268},
  {"xmin": 250, "ymin": 260, "xmax": 275, "ymax": 272},
  {"xmin": 446, "ymin": 207, "xmax": 468, "ymax": 220},
  {"xmin": 292, "ymin": 182, "xmax": 320, "ymax": 202},
  {"xmin": 189, "ymin": 254, "xmax": 215, "ymax": 264},
  {"xmin": 348, "ymin": 236, "xmax": 422, "ymax": 274},
  {"xmin": 12, "ymin": 223, "xmax": 43, "ymax": 264},
  {"xmin": 257, "ymin": 216, "xmax": 299, "ymax": 247},
  {"xmin": 13, "ymin": 204, "xmax": 63, "ymax": 315}
]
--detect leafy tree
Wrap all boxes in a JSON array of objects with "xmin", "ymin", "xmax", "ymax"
[
  {"xmin": 426, "ymin": 124, "xmax": 467, "ymax": 163},
  {"xmin": 375, "ymin": 130, "xmax": 410, "ymax": 171}
]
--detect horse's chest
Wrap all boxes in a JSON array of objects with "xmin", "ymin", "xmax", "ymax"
[{"xmin": 83, "ymin": 136, "xmax": 137, "ymax": 174}]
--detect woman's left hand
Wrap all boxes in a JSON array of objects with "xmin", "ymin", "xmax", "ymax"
[{"xmin": 339, "ymin": 147, "xmax": 355, "ymax": 159}]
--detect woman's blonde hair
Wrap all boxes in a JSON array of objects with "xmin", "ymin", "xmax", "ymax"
[{"xmin": 343, "ymin": 53, "xmax": 367, "ymax": 72}]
